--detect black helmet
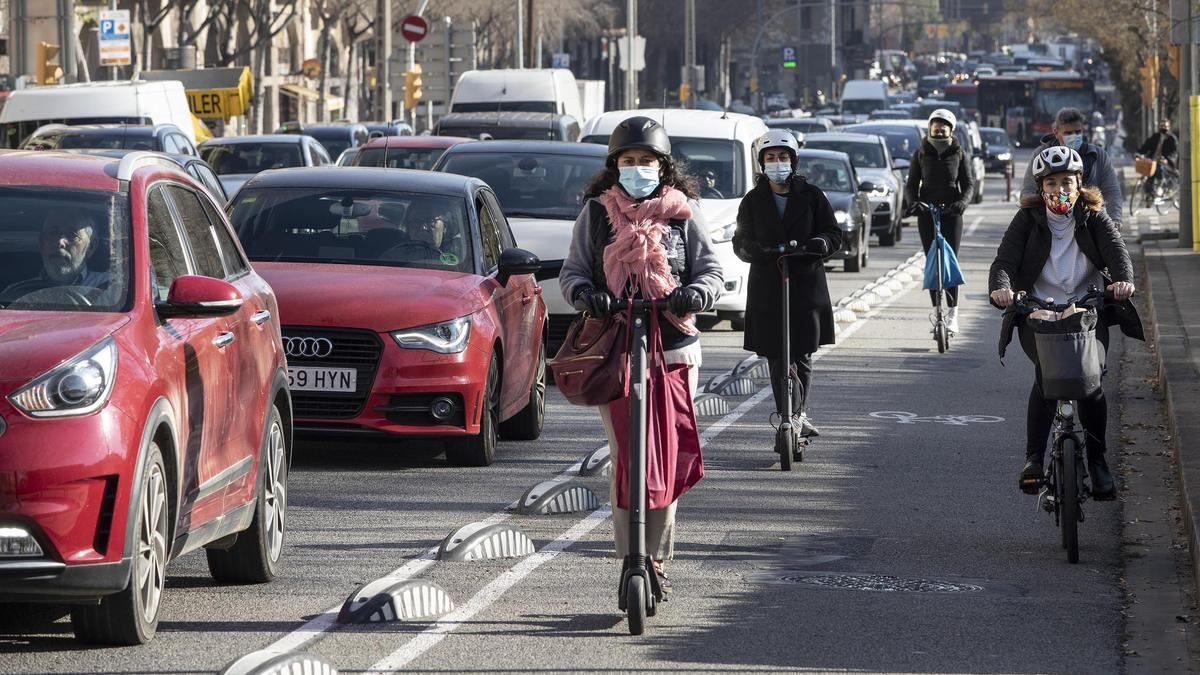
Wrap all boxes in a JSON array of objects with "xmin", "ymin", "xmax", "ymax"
[{"xmin": 607, "ymin": 116, "xmax": 672, "ymax": 163}]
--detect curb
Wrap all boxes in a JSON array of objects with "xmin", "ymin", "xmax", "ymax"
[{"xmin": 1139, "ymin": 241, "xmax": 1200, "ymax": 596}]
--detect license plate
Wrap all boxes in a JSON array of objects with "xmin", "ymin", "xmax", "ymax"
[{"xmin": 287, "ymin": 366, "xmax": 357, "ymax": 392}]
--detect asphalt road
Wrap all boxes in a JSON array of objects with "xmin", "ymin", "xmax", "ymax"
[{"xmin": 1, "ymin": 166, "xmax": 1132, "ymax": 674}]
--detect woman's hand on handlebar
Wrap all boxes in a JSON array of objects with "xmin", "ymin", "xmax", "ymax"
[
  {"xmin": 576, "ymin": 287, "xmax": 614, "ymax": 317},
  {"xmin": 1107, "ymin": 281, "xmax": 1135, "ymax": 301},
  {"xmin": 990, "ymin": 288, "xmax": 1015, "ymax": 308}
]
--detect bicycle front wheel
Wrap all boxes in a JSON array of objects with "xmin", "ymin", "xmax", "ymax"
[
  {"xmin": 1059, "ymin": 437, "xmax": 1080, "ymax": 564},
  {"xmin": 1128, "ymin": 178, "xmax": 1145, "ymax": 219}
]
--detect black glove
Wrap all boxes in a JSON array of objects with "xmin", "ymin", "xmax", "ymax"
[
  {"xmin": 905, "ymin": 202, "xmax": 927, "ymax": 218},
  {"xmin": 942, "ymin": 202, "xmax": 964, "ymax": 216},
  {"xmin": 805, "ymin": 237, "xmax": 830, "ymax": 257},
  {"xmin": 668, "ymin": 286, "xmax": 703, "ymax": 316},
  {"xmin": 576, "ymin": 287, "xmax": 613, "ymax": 317}
]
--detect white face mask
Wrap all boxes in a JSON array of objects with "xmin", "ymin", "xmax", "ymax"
[{"xmin": 763, "ymin": 161, "xmax": 792, "ymax": 184}]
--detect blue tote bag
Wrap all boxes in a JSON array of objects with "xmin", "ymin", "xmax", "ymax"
[{"xmin": 922, "ymin": 223, "xmax": 965, "ymax": 290}]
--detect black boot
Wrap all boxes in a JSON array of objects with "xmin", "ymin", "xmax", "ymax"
[
  {"xmin": 1089, "ymin": 449, "xmax": 1116, "ymax": 501},
  {"xmin": 1019, "ymin": 452, "xmax": 1044, "ymax": 495}
]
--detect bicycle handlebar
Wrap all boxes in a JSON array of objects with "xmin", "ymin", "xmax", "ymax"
[{"xmin": 1010, "ymin": 287, "xmax": 1111, "ymax": 313}]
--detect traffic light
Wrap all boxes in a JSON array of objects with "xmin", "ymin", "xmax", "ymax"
[
  {"xmin": 1139, "ymin": 54, "xmax": 1159, "ymax": 106},
  {"xmin": 404, "ymin": 65, "xmax": 423, "ymax": 110},
  {"xmin": 678, "ymin": 83, "xmax": 690, "ymax": 105},
  {"xmin": 36, "ymin": 41, "xmax": 62, "ymax": 86},
  {"xmin": 1167, "ymin": 45, "xmax": 1180, "ymax": 80}
]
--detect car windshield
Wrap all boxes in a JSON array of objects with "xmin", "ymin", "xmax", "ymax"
[
  {"xmin": 51, "ymin": 131, "xmax": 158, "ymax": 151},
  {"xmin": 669, "ymin": 137, "xmax": 745, "ymax": 197},
  {"xmin": 229, "ymin": 188, "xmax": 474, "ymax": 273},
  {"xmin": 0, "ymin": 188, "xmax": 131, "ymax": 312},
  {"xmin": 438, "ymin": 151, "xmax": 603, "ymax": 219},
  {"xmin": 317, "ymin": 139, "xmax": 352, "ymax": 158},
  {"xmin": 798, "ymin": 158, "xmax": 853, "ymax": 193},
  {"xmin": 980, "ymin": 129, "xmax": 1008, "ymax": 146},
  {"xmin": 356, "ymin": 146, "xmax": 448, "ymax": 171},
  {"xmin": 440, "ymin": 126, "xmax": 559, "ymax": 141},
  {"xmin": 841, "ymin": 99, "xmax": 883, "ymax": 115},
  {"xmin": 846, "ymin": 126, "xmax": 921, "ymax": 161},
  {"xmin": 803, "ymin": 140, "xmax": 887, "ymax": 168},
  {"xmin": 202, "ymin": 143, "xmax": 304, "ymax": 175}
]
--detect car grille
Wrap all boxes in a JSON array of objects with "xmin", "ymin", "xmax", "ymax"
[
  {"xmin": 548, "ymin": 315, "xmax": 575, "ymax": 347},
  {"xmin": 282, "ymin": 326, "xmax": 382, "ymax": 419}
]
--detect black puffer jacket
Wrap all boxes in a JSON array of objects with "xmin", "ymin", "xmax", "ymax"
[
  {"xmin": 904, "ymin": 138, "xmax": 974, "ymax": 215},
  {"xmin": 989, "ymin": 202, "xmax": 1144, "ymax": 357}
]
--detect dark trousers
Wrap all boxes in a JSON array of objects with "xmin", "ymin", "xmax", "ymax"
[
  {"xmin": 1018, "ymin": 323, "xmax": 1110, "ymax": 461},
  {"xmin": 768, "ymin": 354, "xmax": 813, "ymax": 416},
  {"xmin": 917, "ymin": 210, "xmax": 964, "ymax": 307}
]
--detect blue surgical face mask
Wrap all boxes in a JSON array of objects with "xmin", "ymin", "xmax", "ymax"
[
  {"xmin": 1062, "ymin": 133, "xmax": 1084, "ymax": 151},
  {"xmin": 764, "ymin": 161, "xmax": 792, "ymax": 184},
  {"xmin": 618, "ymin": 166, "xmax": 661, "ymax": 199}
]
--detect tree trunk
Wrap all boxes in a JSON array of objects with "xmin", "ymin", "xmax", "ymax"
[
  {"xmin": 345, "ymin": 40, "xmax": 358, "ymax": 122},
  {"xmin": 318, "ymin": 22, "xmax": 332, "ymax": 122},
  {"xmin": 252, "ymin": 42, "xmax": 268, "ymax": 134}
]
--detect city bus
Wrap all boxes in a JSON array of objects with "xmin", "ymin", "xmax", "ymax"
[{"xmin": 977, "ymin": 73, "xmax": 1094, "ymax": 146}]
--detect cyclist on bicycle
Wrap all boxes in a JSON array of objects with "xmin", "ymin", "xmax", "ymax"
[
  {"xmin": 903, "ymin": 108, "xmax": 974, "ymax": 335},
  {"xmin": 733, "ymin": 129, "xmax": 842, "ymax": 439},
  {"xmin": 989, "ymin": 146, "xmax": 1144, "ymax": 500},
  {"xmin": 1137, "ymin": 117, "xmax": 1179, "ymax": 203}
]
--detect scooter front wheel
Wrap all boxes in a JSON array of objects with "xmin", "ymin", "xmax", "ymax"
[
  {"xmin": 935, "ymin": 321, "xmax": 948, "ymax": 353},
  {"xmin": 626, "ymin": 575, "xmax": 647, "ymax": 635},
  {"xmin": 776, "ymin": 426, "xmax": 793, "ymax": 472}
]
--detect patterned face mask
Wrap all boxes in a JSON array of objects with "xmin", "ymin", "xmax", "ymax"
[{"xmin": 1043, "ymin": 190, "xmax": 1074, "ymax": 215}]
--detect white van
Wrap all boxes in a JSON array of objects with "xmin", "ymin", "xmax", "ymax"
[
  {"xmin": 840, "ymin": 79, "xmax": 889, "ymax": 121},
  {"xmin": 450, "ymin": 69, "xmax": 583, "ymax": 124},
  {"xmin": 580, "ymin": 109, "xmax": 769, "ymax": 327},
  {"xmin": 0, "ymin": 80, "xmax": 197, "ymax": 149}
]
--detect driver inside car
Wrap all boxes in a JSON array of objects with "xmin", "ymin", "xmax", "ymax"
[
  {"xmin": 1, "ymin": 208, "xmax": 110, "ymax": 302},
  {"xmin": 404, "ymin": 201, "xmax": 463, "ymax": 267}
]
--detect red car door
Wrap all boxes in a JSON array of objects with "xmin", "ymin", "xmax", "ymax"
[
  {"xmin": 484, "ymin": 189, "xmax": 538, "ymax": 392},
  {"xmin": 475, "ymin": 192, "xmax": 526, "ymax": 415},
  {"xmin": 145, "ymin": 186, "xmax": 233, "ymax": 528}
]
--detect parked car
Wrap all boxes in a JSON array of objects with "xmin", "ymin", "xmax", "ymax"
[
  {"xmin": 802, "ymin": 132, "xmax": 902, "ymax": 246},
  {"xmin": 433, "ymin": 140, "xmax": 607, "ymax": 347},
  {"xmin": 0, "ymin": 150, "xmax": 290, "ymax": 644},
  {"xmin": 276, "ymin": 122, "xmax": 369, "ymax": 159},
  {"xmin": 226, "ymin": 168, "xmax": 548, "ymax": 466},
  {"xmin": 979, "ymin": 126, "xmax": 1014, "ymax": 173},
  {"xmin": 200, "ymin": 134, "xmax": 332, "ymax": 196},
  {"xmin": 22, "ymin": 123, "xmax": 198, "ymax": 156},
  {"xmin": 766, "ymin": 117, "xmax": 835, "ymax": 135},
  {"xmin": 354, "ymin": 135, "xmax": 475, "ymax": 171},
  {"xmin": 796, "ymin": 149, "xmax": 871, "ymax": 272},
  {"xmin": 434, "ymin": 111, "xmax": 581, "ymax": 142},
  {"xmin": 581, "ymin": 109, "xmax": 769, "ymax": 329}
]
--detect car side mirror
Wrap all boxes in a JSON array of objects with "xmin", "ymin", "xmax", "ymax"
[
  {"xmin": 158, "ymin": 275, "xmax": 244, "ymax": 318},
  {"xmin": 892, "ymin": 158, "xmax": 910, "ymax": 171},
  {"xmin": 858, "ymin": 181, "xmax": 878, "ymax": 193},
  {"xmin": 535, "ymin": 259, "xmax": 563, "ymax": 282},
  {"xmin": 496, "ymin": 247, "xmax": 541, "ymax": 287}
]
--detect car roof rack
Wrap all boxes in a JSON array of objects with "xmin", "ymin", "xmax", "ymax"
[{"xmin": 116, "ymin": 150, "xmax": 184, "ymax": 182}]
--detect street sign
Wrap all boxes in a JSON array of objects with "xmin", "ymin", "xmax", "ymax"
[
  {"xmin": 400, "ymin": 15, "xmax": 429, "ymax": 43},
  {"xmin": 98, "ymin": 9, "xmax": 131, "ymax": 67},
  {"xmin": 552, "ymin": 52, "xmax": 570, "ymax": 69},
  {"xmin": 782, "ymin": 46, "xmax": 797, "ymax": 69},
  {"xmin": 617, "ymin": 35, "xmax": 645, "ymax": 72}
]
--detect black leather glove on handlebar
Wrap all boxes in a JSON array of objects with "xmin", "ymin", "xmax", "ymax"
[
  {"xmin": 668, "ymin": 286, "xmax": 703, "ymax": 316},
  {"xmin": 575, "ymin": 287, "xmax": 613, "ymax": 318},
  {"xmin": 805, "ymin": 237, "xmax": 830, "ymax": 257}
]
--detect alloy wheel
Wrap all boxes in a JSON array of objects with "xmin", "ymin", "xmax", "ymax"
[
  {"xmin": 263, "ymin": 419, "xmax": 287, "ymax": 562},
  {"xmin": 136, "ymin": 462, "xmax": 168, "ymax": 626}
]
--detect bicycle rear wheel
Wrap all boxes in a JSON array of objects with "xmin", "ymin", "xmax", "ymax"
[
  {"xmin": 1128, "ymin": 179, "xmax": 1145, "ymax": 218},
  {"xmin": 1059, "ymin": 438, "xmax": 1080, "ymax": 564}
]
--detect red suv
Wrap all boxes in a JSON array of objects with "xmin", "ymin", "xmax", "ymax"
[
  {"xmin": 0, "ymin": 151, "xmax": 291, "ymax": 645},
  {"xmin": 227, "ymin": 167, "xmax": 547, "ymax": 466}
]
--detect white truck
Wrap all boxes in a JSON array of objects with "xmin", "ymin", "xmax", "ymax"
[{"xmin": 449, "ymin": 69, "xmax": 583, "ymax": 123}]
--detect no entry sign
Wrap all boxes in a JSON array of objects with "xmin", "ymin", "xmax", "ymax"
[{"xmin": 400, "ymin": 15, "xmax": 429, "ymax": 43}]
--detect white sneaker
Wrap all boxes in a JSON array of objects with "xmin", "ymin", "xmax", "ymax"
[{"xmin": 946, "ymin": 307, "xmax": 960, "ymax": 335}]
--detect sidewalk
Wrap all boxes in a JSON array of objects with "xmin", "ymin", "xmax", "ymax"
[{"xmin": 1140, "ymin": 239, "xmax": 1200, "ymax": 594}]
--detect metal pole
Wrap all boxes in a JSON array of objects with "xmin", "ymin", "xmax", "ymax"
[
  {"xmin": 1181, "ymin": 40, "xmax": 1193, "ymax": 248},
  {"xmin": 683, "ymin": 0, "xmax": 695, "ymax": 108},
  {"xmin": 109, "ymin": 0, "xmax": 118, "ymax": 81},
  {"xmin": 379, "ymin": 0, "xmax": 391, "ymax": 120},
  {"xmin": 526, "ymin": 0, "xmax": 536, "ymax": 67},
  {"xmin": 830, "ymin": 0, "xmax": 837, "ymax": 99},
  {"xmin": 626, "ymin": 0, "xmax": 637, "ymax": 109},
  {"xmin": 516, "ymin": 0, "xmax": 524, "ymax": 68}
]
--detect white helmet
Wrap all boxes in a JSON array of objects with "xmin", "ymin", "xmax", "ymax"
[
  {"xmin": 927, "ymin": 108, "xmax": 957, "ymax": 130},
  {"xmin": 752, "ymin": 129, "xmax": 801, "ymax": 170},
  {"xmin": 1031, "ymin": 145, "xmax": 1084, "ymax": 181}
]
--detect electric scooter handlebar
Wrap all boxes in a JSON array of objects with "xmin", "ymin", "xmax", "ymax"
[
  {"xmin": 611, "ymin": 297, "xmax": 672, "ymax": 312},
  {"xmin": 776, "ymin": 239, "xmax": 825, "ymax": 259}
]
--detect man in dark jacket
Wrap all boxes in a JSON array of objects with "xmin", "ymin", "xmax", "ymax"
[
  {"xmin": 1137, "ymin": 117, "xmax": 1179, "ymax": 202},
  {"xmin": 1020, "ymin": 107, "xmax": 1123, "ymax": 225},
  {"xmin": 904, "ymin": 108, "xmax": 974, "ymax": 335},
  {"xmin": 734, "ymin": 130, "xmax": 842, "ymax": 439}
]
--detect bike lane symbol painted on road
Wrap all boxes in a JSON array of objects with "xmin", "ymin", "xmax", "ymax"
[{"xmin": 869, "ymin": 411, "xmax": 1006, "ymax": 426}]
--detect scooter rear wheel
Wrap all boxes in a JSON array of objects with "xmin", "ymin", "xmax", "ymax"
[
  {"xmin": 626, "ymin": 576, "xmax": 647, "ymax": 635},
  {"xmin": 776, "ymin": 426, "xmax": 793, "ymax": 472}
]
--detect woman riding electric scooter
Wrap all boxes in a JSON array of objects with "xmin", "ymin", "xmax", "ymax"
[
  {"xmin": 733, "ymin": 130, "xmax": 842, "ymax": 443},
  {"xmin": 559, "ymin": 115, "xmax": 724, "ymax": 588}
]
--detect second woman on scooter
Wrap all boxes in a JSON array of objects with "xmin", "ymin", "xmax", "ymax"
[{"xmin": 733, "ymin": 130, "xmax": 842, "ymax": 438}]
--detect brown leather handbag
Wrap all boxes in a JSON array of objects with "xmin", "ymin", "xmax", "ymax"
[{"xmin": 548, "ymin": 311, "xmax": 629, "ymax": 406}]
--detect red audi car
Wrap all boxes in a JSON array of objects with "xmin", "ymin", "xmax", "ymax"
[
  {"xmin": 227, "ymin": 167, "xmax": 547, "ymax": 466},
  {"xmin": 0, "ymin": 151, "xmax": 291, "ymax": 645}
]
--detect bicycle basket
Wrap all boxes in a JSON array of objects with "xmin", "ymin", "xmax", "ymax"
[
  {"xmin": 1135, "ymin": 157, "xmax": 1157, "ymax": 177},
  {"xmin": 1029, "ymin": 310, "xmax": 1103, "ymax": 400}
]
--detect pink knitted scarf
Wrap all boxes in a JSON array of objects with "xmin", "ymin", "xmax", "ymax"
[{"xmin": 599, "ymin": 185, "xmax": 697, "ymax": 335}]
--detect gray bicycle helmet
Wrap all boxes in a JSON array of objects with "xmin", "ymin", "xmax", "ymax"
[
  {"xmin": 1031, "ymin": 146, "xmax": 1084, "ymax": 181},
  {"xmin": 927, "ymin": 108, "xmax": 957, "ymax": 130},
  {"xmin": 752, "ymin": 129, "xmax": 801, "ymax": 170}
]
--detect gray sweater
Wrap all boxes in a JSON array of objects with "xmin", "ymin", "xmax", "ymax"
[{"xmin": 559, "ymin": 196, "xmax": 724, "ymax": 313}]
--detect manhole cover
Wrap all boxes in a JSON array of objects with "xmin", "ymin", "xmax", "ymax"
[{"xmin": 778, "ymin": 573, "xmax": 983, "ymax": 593}]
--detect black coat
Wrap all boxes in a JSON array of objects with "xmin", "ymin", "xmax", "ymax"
[
  {"xmin": 989, "ymin": 204, "xmax": 1144, "ymax": 357},
  {"xmin": 903, "ymin": 138, "xmax": 974, "ymax": 215},
  {"xmin": 733, "ymin": 176, "xmax": 843, "ymax": 357}
]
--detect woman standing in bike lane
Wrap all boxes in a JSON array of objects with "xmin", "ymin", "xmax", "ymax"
[
  {"xmin": 732, "ymin": 130, "xmax": 842, "ymax": 438},
  {"xmin": 559, "ymin": 116, "xmax": 724, "ymax": 586},
  {"xmin": 903, "ymin": 108, "xmax": 975, "ymax": 335},
  {"xmin": 989, "ymin": 146, "xmax": 1143, "ymax": 500}
]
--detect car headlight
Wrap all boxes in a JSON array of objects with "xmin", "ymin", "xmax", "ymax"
[
  {"xmin": 709, "ymin": 223, "xmax": 736, "ymax": 244},
  {"xmin": 834, "ymin": 210, "xmax": 848, "ymax": 225},
  {"xmin": 996, "ymin": 152, "xmax": 1012, "ymax": 161},
  {"xmin": 9, "ymin": 337, "xmax": 117, "ymax": 418},
  {"xmin": 869, "ymin": 184, "xmax": 893, "ymax": 198},
  {"xmin": 391, "ymin": 316, "xmax": 472, "ymax": 354}
]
